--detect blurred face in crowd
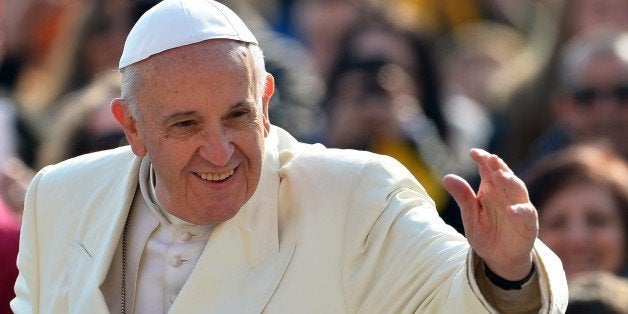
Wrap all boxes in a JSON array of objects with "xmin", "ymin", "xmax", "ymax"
[
  {"xmin": 567, "ymin": 0, "xmax": 628, "ymax": 38},
  {"xmin": 81, "ymin": 0, "xmax": 132, "ymax": 78},
  {"xmin": 327, "ymin": 63, "xmax": 420, "ymax": 149},
  {"xmin": 112, "ymin": 40, "xmax": 274, "ymax": 225},
  {"xmin": 293, "ymin": 0, "xmax": 360, "ymax": 80},
  {"xmin": 556, "ymin": 53, "xmax": 628, "ymax": 156},
  {"xmin": 349, "ymin": 27, "xmax": 418, "ymax": 77},
  {"xmin": 539, "ymin": 182, "xmax": 626, "ymax": 279}
]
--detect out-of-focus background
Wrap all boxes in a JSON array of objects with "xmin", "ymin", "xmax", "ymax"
[{"xmin": 1, "ymin": 0, "xmax": 627, "ymax": 313}]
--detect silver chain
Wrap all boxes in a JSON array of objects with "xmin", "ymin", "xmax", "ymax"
[{"xmin": 121, "ymin": 196, "xmax": 136, "ymax": 314}]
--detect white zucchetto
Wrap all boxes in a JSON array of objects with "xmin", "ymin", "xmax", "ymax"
[{"xmin": 119, "ymin": 0, "xmax": 258, "ymax": 69}]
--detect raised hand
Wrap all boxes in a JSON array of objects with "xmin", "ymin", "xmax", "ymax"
[{"xmin": 443, "ymin": 149, "xmax": 538, "ymax": 280}]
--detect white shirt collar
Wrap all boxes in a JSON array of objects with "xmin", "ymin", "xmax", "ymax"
[{"xmin": 139, "ymin": 156, "xmax": 208, "ymax": 226}]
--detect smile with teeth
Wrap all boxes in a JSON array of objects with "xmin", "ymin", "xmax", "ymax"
[{"xmin": 197, "ymin": 169, "xmax": 234, "ymax": 181}]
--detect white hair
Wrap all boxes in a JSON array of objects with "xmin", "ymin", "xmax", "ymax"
[
  {"xmin": 247, "ymin": 42, "xmax": 269, "ymax": 104},
  {"xmin": 558, "ymin": 31, "xmax": 628, "ymax": 91},
  {"xmin": 120, "ymin": 42, "xmax": 267, "ymax": 118}
]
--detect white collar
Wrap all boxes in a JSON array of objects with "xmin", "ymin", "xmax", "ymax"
[{"xmin": 138, "ymin": 157, "xmax": 206, "ymax": 226}]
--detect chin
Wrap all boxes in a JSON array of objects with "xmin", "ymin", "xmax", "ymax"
[{"xmin": 198, "ymin": 205, "xmax": 242, "ymax": 225}]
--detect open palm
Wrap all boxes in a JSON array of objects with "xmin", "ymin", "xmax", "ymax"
[{"xmin": 443, "ymin": 149, "xmax": 537, "ymax": 280}]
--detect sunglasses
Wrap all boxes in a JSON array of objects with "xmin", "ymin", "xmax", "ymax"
[{"xmin": 570, "ymin": 83, "xmax": 628, "ymax": 106}]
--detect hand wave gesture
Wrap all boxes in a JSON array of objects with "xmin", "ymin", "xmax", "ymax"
[{"xmin": 443, "ymin": 149, "xmax": 538, "ymax": 280}]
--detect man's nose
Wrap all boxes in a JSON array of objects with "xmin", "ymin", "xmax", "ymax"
[{"xmin": 198, "ymin": 129, "xmax": 234, "ymax": 166}]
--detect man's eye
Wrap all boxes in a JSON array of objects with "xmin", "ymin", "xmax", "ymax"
[
  {"xmin": 174, "ymin": 120, "xmax": 197, "ymax": 127},
  {"xmin": 228, "ymin": 110, "xmax": 249, "ymax": 120}
]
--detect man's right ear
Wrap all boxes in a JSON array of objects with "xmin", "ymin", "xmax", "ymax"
[{"xmin": 111, "ymin": 98, "xmax": 147, "ymax": 157}]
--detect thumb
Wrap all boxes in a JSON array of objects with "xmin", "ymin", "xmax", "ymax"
[{"xmin": 442, "ymin": 174, "xmax": 477, "ymax": 213}]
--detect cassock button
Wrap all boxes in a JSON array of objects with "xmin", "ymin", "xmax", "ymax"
[
  {"xmin": 180, "ymin": 232, "xmax": 192, "ymax": 241},
  {"xmin": 171, "ymin": 256, "xmax": 183, "ymax": 267}
]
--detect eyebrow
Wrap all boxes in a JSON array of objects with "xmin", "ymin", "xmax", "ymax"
[
  {"xmin": 233, "ymin": 100, "xmax": 257, "ymax": 110},
  {"xmin": 159, "ymin": 101, "xmax": 257, "ymax": 124},
  {"xmin": 161, "ymin": 110, "xmax": 198, "ymax": 124}
]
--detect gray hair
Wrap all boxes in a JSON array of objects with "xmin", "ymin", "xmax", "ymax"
[
  {"xmin": 558, "ymin": 31, "xmax": 628, "ymax": 91},
  {"xmin": 120, "ymin": 42, "xmax": 267, "ymax": 118}
]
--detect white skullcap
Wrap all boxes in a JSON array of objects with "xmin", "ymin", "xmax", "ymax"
[{"xmin": 119, "ymin": 0, "xmax": 258, "ymax": 69}]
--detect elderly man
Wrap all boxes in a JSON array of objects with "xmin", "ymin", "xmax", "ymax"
[
  {"xmin": 535, "ymin": 30, "xmax": 628, "ymax": 161},
  {"xmin": 12, "ymin": 0, "xmax": 567, "ymax": 313}
]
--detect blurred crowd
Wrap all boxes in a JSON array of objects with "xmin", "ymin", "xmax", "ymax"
[{"xmin": 0, "ymin": 0, "xmax": 627, "ymax": 313}]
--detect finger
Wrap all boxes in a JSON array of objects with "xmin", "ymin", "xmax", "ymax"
[
  {"xmin": 471, "ymin": 149, "xmax": 511, "ymax": 173},
  {"xmin": 443, "ymin": 174, "xmax": 477, "ymax": 215},
  {"xmin": 474, "ymin": 151, "xmax": 504, "ymax": 174},
  {"xmin": 496, "ymin": 155, "xmax": 511, "ymax": 172},
  {"xmin": 487, "ymin": 154, "xmax": 512, "ymax": 174},
  {"xmin": 470, "ymin": 148, "xmax": 491, "ymax": 165},
  {"xmin": 492, "ymin": 169, "xmax": 523, "ymax": 189},
  {"xmin": 469, "ymin": 149, "xmax": 494, "ymax": 186},
  {"xmin": 486, "ymin": 155, "xmax": 502, "ymax": 172},
  {"xmin": 491, "ymin": 169, "xmax": 530, "ymax": 203}
]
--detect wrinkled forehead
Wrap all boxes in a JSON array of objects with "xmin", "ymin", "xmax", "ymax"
[
  {"xmin": 126, "ymin": 39, "xmax": 259, "ymax": 110},
  {"xmin": 139, "ymin": 39, "xmax": 250, "ymax": 75},
  {"xmin": 575, "ymin": 53, "xmax": 628, "ymax": 82},
  {"xmin": 562, "ymin": 51, "xmax": 628, "ymax": 89}
]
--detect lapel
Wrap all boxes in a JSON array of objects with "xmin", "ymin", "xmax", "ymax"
[
  {"xmin": 66, "ymin": 151, "xmax": 141, "ymax": 313},
  {"xmin": 170, "ymin": 128, "xmax": 296, "ymax": 313}
]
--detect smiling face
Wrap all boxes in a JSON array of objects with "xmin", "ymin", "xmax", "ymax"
[
  {"xmin": 112, "ymin": 40, "xmax": 274, "ymax": 225},
  {"xmin": 539, "ymin": 182, "xmax": 626, "ymax": 279}
]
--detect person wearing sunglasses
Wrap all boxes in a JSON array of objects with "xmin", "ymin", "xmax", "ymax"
[
  {"xmin": 11, "ymin": 1, "xmax": 568, "ymax": 313},
  {"xmin": 541, "ymin": 30, "xmax": 628, "ymax": 162}
]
